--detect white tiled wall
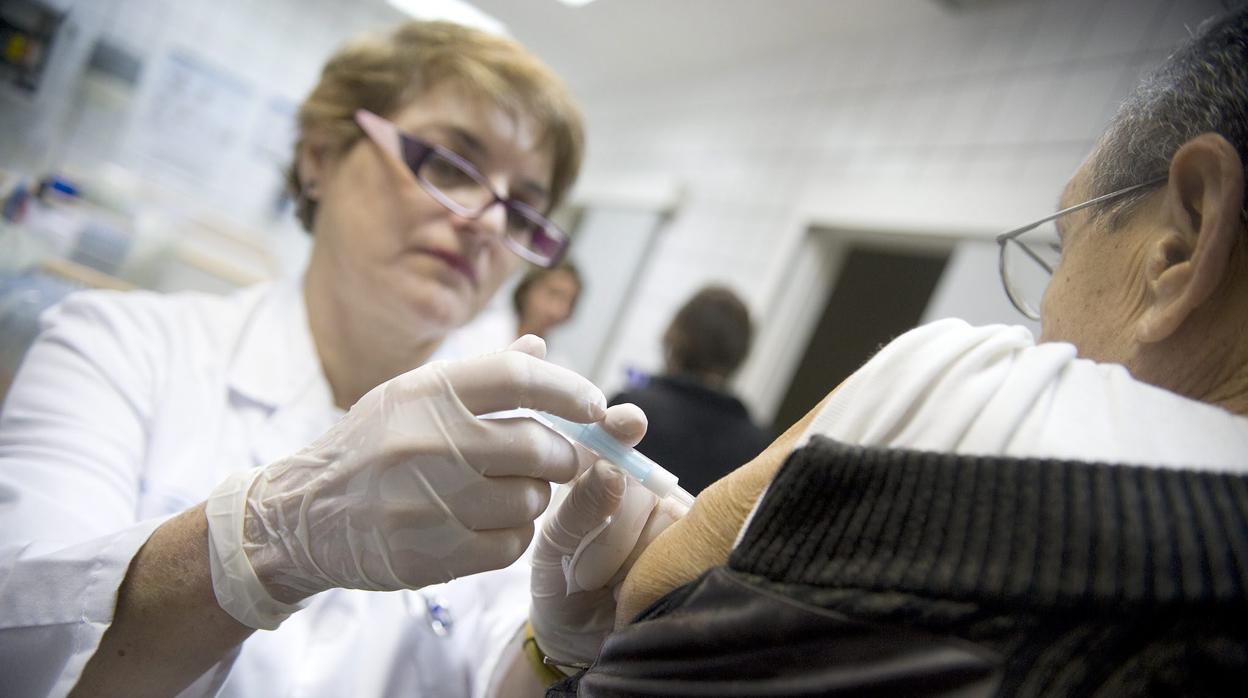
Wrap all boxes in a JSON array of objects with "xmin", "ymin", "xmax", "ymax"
[
  {"xmin": 571, "ymin": 0, "xmax": 1232, "ymax": 421},
  {"xmin": 1, "ymin": 0, "xmax": 1238, "ymax": 424}
]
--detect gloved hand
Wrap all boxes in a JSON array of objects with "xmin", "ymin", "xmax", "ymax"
[
  {"xmin": 205, "ymin": 335, "xmax": 607, "ymax": 630},
  {"xmin": 612, "ymin": 396, "xmax": 827, "ymax": 628},
  {"xmin": 529, "ymin": 405, "xmax": 689, "ymax": 668}
]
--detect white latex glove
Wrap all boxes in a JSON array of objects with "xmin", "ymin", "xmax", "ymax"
[
  {"xmin": 205, "ymin": 336, "xmax": 606, "ymax": 630},
  {"xmin": 529, "ymin": 404, "xmax": 689, "ymax": 668}
]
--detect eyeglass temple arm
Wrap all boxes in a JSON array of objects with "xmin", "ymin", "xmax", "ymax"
[{"xmin": 355, "ymin": 109, "xmax": 405, "ymax": 161}]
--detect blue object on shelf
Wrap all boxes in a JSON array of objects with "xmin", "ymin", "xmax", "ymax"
[{"xmin": 2, "ymin": 181, "xmax": 31, "ymax": 222}]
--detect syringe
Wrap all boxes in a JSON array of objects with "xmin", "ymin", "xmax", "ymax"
[{"xmin": 522, "ymin": 409, "xmax": 695, "ymax": 508}]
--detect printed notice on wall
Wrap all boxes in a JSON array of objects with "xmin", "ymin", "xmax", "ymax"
[
  {"xmin": 250, "ymin": 95, "xmax": 298, "ymax": 164},
  {"xmin": 139, "ymin": 50, "xmax": 253, "ymax": 181}
]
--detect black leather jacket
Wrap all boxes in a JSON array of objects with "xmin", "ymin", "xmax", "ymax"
[{"xmin": 550, "ymin": 438, "xmax": 1248, "ymax": 697}]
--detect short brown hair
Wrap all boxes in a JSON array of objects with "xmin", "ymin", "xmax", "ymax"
[
  {"xmin": 512, "ymin": 260, "xmax": 582, "ymax": 316},
  {"xmin": 287, "ymin": 20, "xmax": 584, "ymax": 232},
  {"xmin": 663, "ymin": 286, "xmax": 753, "ymax": 379}
]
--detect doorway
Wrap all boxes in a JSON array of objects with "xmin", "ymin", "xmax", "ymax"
[{"xmin": 770, "ymin": 243, "xmax": 950, "ymax": 434}]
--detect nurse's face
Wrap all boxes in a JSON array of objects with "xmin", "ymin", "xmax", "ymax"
[{"xmin": 306, "ymin": 82, "xmax": 554, "ymax": 336}]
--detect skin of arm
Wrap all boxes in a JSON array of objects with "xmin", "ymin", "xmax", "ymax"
[
  {"xmin": 486, "ymin": 634, "xmax": 550, "ymax": 698},
  {"xmin": 614, "ymin": 393, "xmax": 834, "ymax": 626},
  {"xmin": 69, "ymin": 505, "xmax": 254, "ymax": 698}
]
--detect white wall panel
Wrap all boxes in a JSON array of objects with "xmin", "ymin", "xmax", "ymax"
[
  {"xmin": 1018, "ymin": 0, "xmax": 1098, "ymax": 68},
  {"xmin": 3, "ymin": 0, "xmax": 1235, "ymax": 425},
  {"xmin": 571, "ymin": 0, "xmax": 1234, "ymax": 424},
  {"xmin": 1040, "ymin": 62, "xmax": 1132, "ymax": 143},
  {"xmin": 1080, "ymin": 0, "xmax": 1170, "ymax": 59}
]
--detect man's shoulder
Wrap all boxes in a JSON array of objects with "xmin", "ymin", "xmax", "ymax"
[
  {"xmin": 798, "ymin": 318, "xmax": 1063, "ymax": 453},
  {"xmin": 806, "ymin": 318, "xmax": 1248, "ymax": 469},
  {"xmin": 874, "ymin": 317, "xmax": 1037, "ymax": 362},
  {"xmin": 825, "ymin": 318, "xmax": 1050, "ymax": 409}
]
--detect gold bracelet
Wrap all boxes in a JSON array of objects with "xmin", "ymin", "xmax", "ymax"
[{"xmin": 522, "ymin": 621, "xmax": 569, "ymax": 686}]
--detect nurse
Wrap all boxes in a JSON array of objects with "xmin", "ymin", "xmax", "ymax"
[{"xmin": 0, "ymin": 21, "xmax": 663, "ymax": 697}]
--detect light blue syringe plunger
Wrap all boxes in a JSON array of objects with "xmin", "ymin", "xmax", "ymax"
[{"xmin": 524, "ymin": 409, "xmax": 695, "ymax": 508}]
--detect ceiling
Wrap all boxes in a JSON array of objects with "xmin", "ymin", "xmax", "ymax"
[{"xmin": 463, "ymin": 0, "xmax": 959, "ymax": 96}]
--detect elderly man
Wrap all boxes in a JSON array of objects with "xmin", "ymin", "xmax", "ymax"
[{"xmin": 532, "ymin": 7, "xmax": 1248, "ymax": 696}]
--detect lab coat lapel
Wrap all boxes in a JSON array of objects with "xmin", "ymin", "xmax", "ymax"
[
  {"xmin": 227, "ymin": 279, "xmax": 342, "ymax": 468},
  {"xmin": 250, "ymin": 382, "xmax": 339, "ymax": 468}
]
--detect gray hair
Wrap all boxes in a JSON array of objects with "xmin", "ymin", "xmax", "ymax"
[{"xmin": 1089, "ymin": 6, "xmax": 1248, "ymax": 228}]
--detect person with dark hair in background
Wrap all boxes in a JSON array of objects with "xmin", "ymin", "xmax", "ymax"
[
  {"xmin": 514, "ymin": 262, "xmax": 582, "ymax": 341},
  {"xmin": 433, "ymin": 261, "xmax": 583, "ymax": 365},
  {"xmin": 548, "ymin": 7, "xmax": 1248, "ymax": 696},
  {"xmin": 610, "ymin": 286, "xmax": 769, "ymax": 494}
]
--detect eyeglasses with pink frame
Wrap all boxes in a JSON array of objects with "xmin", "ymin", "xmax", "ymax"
[{"xmin": 354, "ymin": 109, "xmax": 570, "ymax": 268}]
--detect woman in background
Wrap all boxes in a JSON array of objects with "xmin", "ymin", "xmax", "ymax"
[
  {"xmin": 514, "ymin": 261, "xmax": 582, "ymax": 341},
  {"xmin": 435, "ymin": 261, "xmax": 583, "ymax": 364}
]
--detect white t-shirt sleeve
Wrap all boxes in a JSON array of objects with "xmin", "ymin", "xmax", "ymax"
[
  {"xmin": 740, "ymin": 318, "xmax": 1248, "ymax": 550},
  {"xmin": 799, "ymin": 318, "xmax": 1248, "ymax": 469},
  {"xmin": 800, "ymin": 318, "xmax": 1061, "ymax": 453}
]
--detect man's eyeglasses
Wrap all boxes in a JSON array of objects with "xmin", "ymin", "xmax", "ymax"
[
  {"xmin": 995, "ymin": 176, "xmax": 1167, "ymax": 321},
  {"xmin": 354, "ymin": 109, "xmax": 570, "ymax": 268}
]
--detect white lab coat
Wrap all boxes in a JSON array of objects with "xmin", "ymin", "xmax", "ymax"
[
  {"xmin": 432, "ymin": 307, "xmax": 519, "ymax": 362},
  {"xmin": 0, "ymin": 280, "xmax": 529, "ymax": 697},
  {"xmin": 432, "ymin": 308, "xmax": 576, "ymax": 369}
]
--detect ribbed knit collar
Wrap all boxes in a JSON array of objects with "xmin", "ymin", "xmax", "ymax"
[{"xmin": 731, "ymin": 437, "xmax": 1248, "ymax": 610}]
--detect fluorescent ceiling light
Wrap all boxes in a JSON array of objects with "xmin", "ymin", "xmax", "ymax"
[
  {"xmin": 556, "ymin": 0, "xmax": 599, "ymax": 6},
  {"xmin": 387, "ymin": 0, "xmax": 508, "ymax": 36}
]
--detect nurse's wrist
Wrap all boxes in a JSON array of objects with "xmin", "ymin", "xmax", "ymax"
[
  {"xmin": 521, "ymin": 620, "xmax": 582, "ymax": 685},
  {"xmin": 243, "ymin": 541, "xmax": 316, "ymax": 605},
  {"xmin": 205, "ymin": 469, "xmax": 311, "ymax": 630},
  {"xmin": 237, "ymin": 515, "xmax": 309, "ymax": 607},
  {"xmin": 235, "ymin": 461, "xmax": 326, "ymax": 605}
]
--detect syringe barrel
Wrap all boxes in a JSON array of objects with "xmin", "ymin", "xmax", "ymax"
[
  {"xmin": 639, "ymin": 465, "xmax": 679, "ymax": 499},
  {"xmin": 532, "ymin": 410, "xmax": 686, "ymax": 503}
]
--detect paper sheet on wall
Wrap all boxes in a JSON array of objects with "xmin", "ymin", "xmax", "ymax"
[
  {"xmin": 250, "ymin": 96, "xmax": 298, "ymax": 164},
  {"xmin": 139, "ymin": 50, "xmax": 253, "ymax": 181}
]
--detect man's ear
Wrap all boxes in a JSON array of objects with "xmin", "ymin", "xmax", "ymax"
[{"xmin": 1137, "ymin": 133, "xmax": 1245, "ymax": 344}]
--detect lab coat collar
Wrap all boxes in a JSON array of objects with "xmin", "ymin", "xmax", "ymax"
[{"xmin": 227, "ymin": 277, "xmax": 331, "ymax": 413}]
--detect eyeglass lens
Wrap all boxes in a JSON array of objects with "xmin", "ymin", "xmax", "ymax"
[
  {"xmin": 1001, "ymin": 221, "xmax": 1061, "ymax": 318},
  {"xmin": 402, "ymin": 143, "xmax": 565, "ymax": 264}
]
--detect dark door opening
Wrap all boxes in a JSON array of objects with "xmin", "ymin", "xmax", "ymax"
[{"xmin": 771, "ymin": 243, "xmax": 949, "ymax": 434}]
